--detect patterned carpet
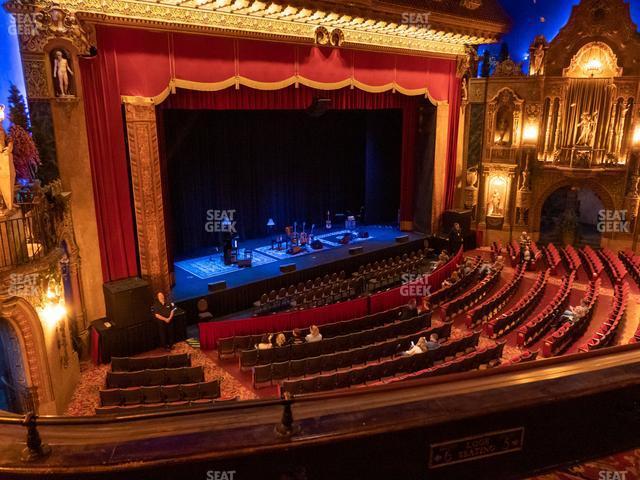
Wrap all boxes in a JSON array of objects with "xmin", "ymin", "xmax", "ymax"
[
  {"xmin": 175, "ymin": 249, "xmax": 277, "ymax": 279},
  {"xmin": 527, "ymin": 449, "xmax": 640, "ymax": 479},
  {"xmin": 65, "ymin": 342, "xmax": 258, "ymax": 416}
]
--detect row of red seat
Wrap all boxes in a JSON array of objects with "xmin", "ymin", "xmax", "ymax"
[
  {"xmin": 465, "ymin": 264, "xmax": 525, "ymax": 329},
  {"xmin": 508, "ymin": 240, "xmax": 521, "ymax": 267},
  {"xmin": 429, "ymin": 256, "xmax": 481, "ymax": 307},
  {"xmin": 562, "ymin": 245, "xmax": 582, "ymax": 271},
  {"xmin": 598, "ymin": 248, "xmax": 627, "ymax": 285},
  {"xmin": 543, "ymin": 243, "xmax": 561, "ymax": 274},
  {"xmin": 368, "ymin": 341, "xmax": 505, "ymax": 386},
  {"xmin": 484, "ymin": 269, "xmax": 550, "ymax": 338},
  {"xmin": 529, "ymin": 242, "xmax": 542, "ymax": 270},
  {"xmin": 440, "ymin": 267, "xmax": 502, "ymax": 321},
  {"xmin": 277, "ymin": 330, "xmax": 480, "ymax": 395},
  {"xmin": 516, "ymin": 271, "xmax": 575, "ymax": 347},
  {"xmin": 619, "ymin": 250, "xmax": 640, "ymax": 289},
  {"xmin": 578, "ymin": 280, "xmax": 628, "ymax": 352},
  {"xmin": 253, "ymin": 322, "xmax": 453, "ymax": 388},
  {"xmin": 541, "ymin": 278, "xmax": 600, "ymax": 357},
  {"xmin": 501, "ymin": 349, "xmax": 538, "ymax": 366},
  {"xmin": 580, "ymin": 245, "xmax": 604, "ymax": 279}
]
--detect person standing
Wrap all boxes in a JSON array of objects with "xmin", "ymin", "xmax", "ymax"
[
  {"xmin": 153, "ymin": 292, "xmax": 176, "ymax": 351},
  {"xmin": 449, "ymin": 222, "xmax": 464, "ymax": 253}
]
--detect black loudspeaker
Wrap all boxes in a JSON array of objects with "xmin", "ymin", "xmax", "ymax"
[
  {"xmin": 395, "ymin": 235, "xmax": 409, "ymax": 243},
  {"xmin": 442, "ymin": 209, "xmax": 472, "ymax": 235},
  {"xmin": 311, "ymin": 240, "xmax": 324, "ymax": 250},
  {"xmin": 280, "ymin": 264, "xmax": 297, "ymax": 273},
  {"xmin": 208, "ymin": 281, "xmax": 227, "ymax": 292},
  {"xmin": 349, "ymin": 246, "xmax": 363, "ymax": 255},
  {"xmin": 103, "ymin": 277, "xmax": 152, "ymax": 329},
  {"xmin": 358, "ymin": 231, "xmax": 369, "ymax": 239}
]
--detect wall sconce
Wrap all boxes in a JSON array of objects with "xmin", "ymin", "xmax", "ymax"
[
  {"xmin": 38, "ymin": 288, "xmax": 67, "ymax": 327},
  {"xmin": 633, "ymin": 125, "xmax": 640, "ymax": 148},
  {"xmin": 522, "ymin": 123, "xmax": 539, "ymax": 145}
]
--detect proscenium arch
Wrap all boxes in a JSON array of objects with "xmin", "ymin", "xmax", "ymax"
[{"xmin": 530, "ymin": 179, "xmax": 617, "ymax": 238}]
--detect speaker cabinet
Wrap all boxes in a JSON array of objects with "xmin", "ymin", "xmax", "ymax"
[
  {"xmin": 395, "ymin": 235, "xmax": 409, "ymax": 243},
  {"xmin": 103, "ymin": 277, "xmax": 152, "ymax": 329},
  {"xmin": 280, "ymin": 264, "xmax": 297, "ymax": 273},
  {"xmin": 349, "ymin": 246, "xmax": 363, "ymax": 255},
  {"xmin": 208, "ymin": 281, "xmax": 227, "ymax": 292},
  {"xmin": 442, "ymin": 209, "xmax": 472, "ymax": 235}
]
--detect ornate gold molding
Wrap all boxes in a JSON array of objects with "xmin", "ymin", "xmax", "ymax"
[
  {"xmin": 123, "ymin": 102, "xmax": 171, "ymax": 295},
  {"xmin": 21, "ymin": 53, "xmax": 51, "ymax": 98},
  {"xmin": 7, "ymin": 1, "xmax": 94, "ymax": 54},
  {"xmin": 5, "ymin": 0, "xmax": 481, "ymax": 58}
]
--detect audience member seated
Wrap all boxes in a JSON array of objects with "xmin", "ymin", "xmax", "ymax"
[
  {"xmin": 418, "ymin": 297, "xmax": 431, "ymax": 315},
  {"xmin": 403, "ymin": 336, "xmax": 428, "ymax": 356},
  {"xmin": 522, "ymin": 247, "xmax": 532, "ymax": 266},
  {"xmin": 562, "ymin": 299, "xmax": 589, "ymax": 325},
  {"xmin": 519, "ymin": 231, "xmax": 531, "ymax": 250},
  {"xmin": 256, "ymin": 335, "xmax": 273, "ymax": 350},
  {"xmin": 425, "ymin": 333, "xmax": 441, "ymax": 351},
  {"xmin": 399, "ymin": 298, "xmax": 419, "ymax": 319},
  {"xmin": 442, "ymin": 270, "xmax": 460, "ymax": 289},
  {"xmin": 288, "ymin": 328, "xmax": 304, "ymax": 345},
  {"xmin": 274, "ymin": 333, "xmax": 287, "ymax": 347},
  {"xmin": 305, "ymin": 325, "xmax": 322, "ymax": 343}
]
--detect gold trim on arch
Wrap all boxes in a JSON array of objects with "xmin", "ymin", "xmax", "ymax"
[{"xmin": 121, "ymin": 76, "xmax": 445, "ymax": 106}]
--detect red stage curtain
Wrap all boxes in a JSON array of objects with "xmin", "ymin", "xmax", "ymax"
[
  {"xmin": 445, "ymin": 73, "xmax": 462, "ymax": 211},
  {"xmin": 81, "ymin": 24, "xmax": 461, "ymax": 282},
  {"xmin": 79, "ymin": 30, "xmax": 138, "ymax": 282}
]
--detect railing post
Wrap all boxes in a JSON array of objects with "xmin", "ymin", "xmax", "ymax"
[
  {"xmin": 21, "ymin": 413, "xmax": 51, "ymax": 462},
  {"xmin": 275, "ymin": 393, "xmax": 300, "ymax": 438}
]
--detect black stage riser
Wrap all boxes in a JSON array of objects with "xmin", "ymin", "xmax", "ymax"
[{"xmin": 177, "ymin": 238, "xmax": 425, "ymax": 321}]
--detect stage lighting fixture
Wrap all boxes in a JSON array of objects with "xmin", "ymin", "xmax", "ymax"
[{"xmin": 307, "ymin": 97, "xmax": 332, "ymax": 117}]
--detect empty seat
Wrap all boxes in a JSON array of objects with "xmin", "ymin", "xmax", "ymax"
[
  {"xmin": 180, "ymin": 383, "xmax": 201, "ymax": 401},
  {"xmin": 162, "ymin": 385, "xmax": 182, "ymax": 403},
  {"xmin": 200, "ymin": 380, "xmax": 221, "ymax": 399},
  {"xmin": 121, "ymin": 387, "xmax": 144, "ymax": 406},
  {"xmin": 100, "ymin": 389, "xmax": 122, "ymax": 407},
  {"xmin": 141, "ymin": 386, "xmax": 163, "ymax": 404}
]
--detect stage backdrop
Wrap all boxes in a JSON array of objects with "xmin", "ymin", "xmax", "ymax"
[
  {"xmin": 162, "ymin": 107, "xmax": 402, "ymax": 258},
  {"xmin": 80, "ymin": 25, "xmax": 460, "ymax": 282}
]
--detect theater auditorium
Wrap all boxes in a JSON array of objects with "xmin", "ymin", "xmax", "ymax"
[{"xmin": 1, "ymin": 0, "xmax": 640, "ymax": 478}]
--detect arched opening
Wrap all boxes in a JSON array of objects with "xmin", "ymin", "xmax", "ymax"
[
  {"xmin": 540, "ymin": 186, "xmax": 604, "ymax": 247},
  {"xmin": 0, "ymin": 318, "xmax": 29, "ymax": 413}
]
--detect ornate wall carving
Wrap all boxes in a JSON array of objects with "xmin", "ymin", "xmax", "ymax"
[
  {"xmin": 124, "ymin": 102, "xmax": 171, "ymax": 295},
  {"xmin": 22, "ymin": 54, "xmax": 51, "ymax": 99}
]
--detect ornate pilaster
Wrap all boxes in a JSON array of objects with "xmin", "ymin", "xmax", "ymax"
[{"xmin": 123, "ymin": 101, "xmax": 171, "ymax": 295}]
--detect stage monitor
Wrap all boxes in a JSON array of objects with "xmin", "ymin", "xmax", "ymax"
[
  {"xmin": 395, "ymin": 235, "xmax": 409, "ymax": 243},
  {"xmin": 280, "ymin": 264, "xmax": 297, "ymax": 273},
  {"xmin": 208, "ymin": 281, "xmax": 227, "ymax": 292},
  {"xmin": 349, "ymin": 246, "xmax": 364, "ymax": 255}
]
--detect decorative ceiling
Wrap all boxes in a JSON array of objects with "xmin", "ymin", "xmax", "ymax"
[{"xmin": 5, "ymin": 0, "xmax": 509, "ymax": 57}]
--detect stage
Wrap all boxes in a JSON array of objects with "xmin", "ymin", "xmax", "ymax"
[{"xmin": 172, "ymin": 225, "xmax": 427, "ymax": 319}]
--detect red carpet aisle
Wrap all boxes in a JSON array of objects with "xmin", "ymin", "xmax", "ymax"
[{"xmin": 65, "ymin": 343, "xmax": 258, "ymax": 416}]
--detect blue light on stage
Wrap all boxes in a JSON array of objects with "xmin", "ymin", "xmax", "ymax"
[{"xmin": 0, "ymin": 10, "xmax": 27, "ymax": 127}]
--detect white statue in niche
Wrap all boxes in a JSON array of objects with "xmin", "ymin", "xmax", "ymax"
[
  {"xmin": 0, "ymin": 110, "xmax": 15, "ymax": 213},
  {"xmin": 53, "ymin": 49, "xmax": 74, "ymax": 97},
  {"xmin": 488, "ymin": 189, "xmax": 503, "ymax": 216},
  {"xmin": 576, "ymin": 111, "xmax": 598, "ymax": 146}
]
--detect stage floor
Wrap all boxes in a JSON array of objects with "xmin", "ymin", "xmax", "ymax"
[{"xmin": 172, "ymin": 225, "xmax": 425, "ymax": 309}]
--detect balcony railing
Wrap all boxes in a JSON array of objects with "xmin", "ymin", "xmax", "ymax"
[{"xmin": 0, "ymin": 190, "xmax": 62, "ymax": 271}]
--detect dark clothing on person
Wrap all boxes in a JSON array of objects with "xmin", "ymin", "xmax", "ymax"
[{"xmin": 153, "ymin": 299, "xmax": 175, "ymax": 349}]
